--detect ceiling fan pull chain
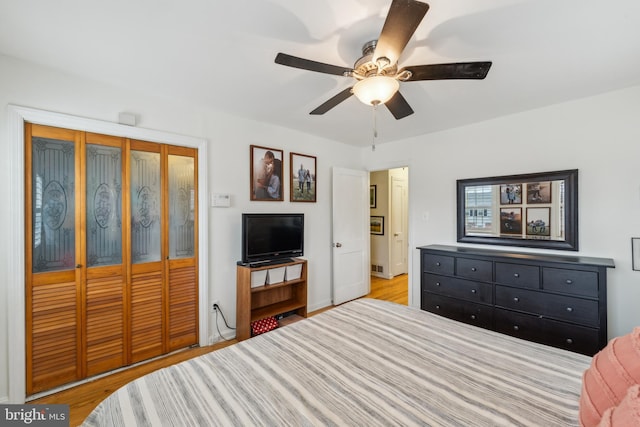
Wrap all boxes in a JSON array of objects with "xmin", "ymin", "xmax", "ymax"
[{"xmin": 372, "ymin": 103, "xmax": 378, "ymax": 151}]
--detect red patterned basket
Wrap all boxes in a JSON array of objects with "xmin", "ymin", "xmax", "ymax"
[{"xmin": 251, "ymin": 316, "xmax": 278, "ymax": 336}]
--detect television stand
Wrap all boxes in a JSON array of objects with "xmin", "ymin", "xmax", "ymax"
[{"xmin": 236, "ymin": 258, "xmax": 307, "ymax": 341}]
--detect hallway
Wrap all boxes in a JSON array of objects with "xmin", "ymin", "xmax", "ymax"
[{"xmin": 367, "ymin": 274, "xmax": 408, "ymax": 305}]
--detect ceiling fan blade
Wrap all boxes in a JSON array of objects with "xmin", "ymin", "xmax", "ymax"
[
  {"xmin": 310, "ymin": 87, "xmax": 354, "ymax": 115},
  {"xmin": 401, "ymin": 62, "xmax": 492, "ymax": 81},
  {"xmin": 373, "ymin": 0, "xmax": 430, "ymax": 66},
  {"xmin": 385, "ymin": 91, "xmax": 414, "ymax": 119},
  {"xmin": 275, "ymin": 53, "xmax": 353, "ymax": 76}
]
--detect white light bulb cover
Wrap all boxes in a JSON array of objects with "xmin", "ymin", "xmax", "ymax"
[{"xmin": 352, "ymin": 76, "xmax": 400, "ymax": 105}]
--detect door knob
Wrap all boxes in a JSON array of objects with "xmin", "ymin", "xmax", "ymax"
[{"xmin": 335, "ymin": 243, "xmax": 342, "ymax": 248}]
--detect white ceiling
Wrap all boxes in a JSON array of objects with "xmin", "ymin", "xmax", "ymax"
[{"xmin": 2, "ymin": 0, "xmax": 640, "ymax": 147}]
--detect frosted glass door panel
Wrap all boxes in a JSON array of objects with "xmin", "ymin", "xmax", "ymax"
[
  {"xmin": 86, "ymin": 144, "xmax": 122, "ymax": 267},
  {"xmin": 168, "ymin": 155, "xmax": 195, "ymax": 259},
  {"xmin": 31, "ymin": 137, "xmax": 76, "ymax": 273},
  {"xmin": 131, "ymin": 150, "xmax": 161, "ymax": 263}
]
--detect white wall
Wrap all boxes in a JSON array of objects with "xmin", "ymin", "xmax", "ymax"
[
  {"xmin": 364, "ymin": 84, "xmax": 640, "ymax": 341},
  {"xmin": 0, "ymin": 55, "xmax": 363, "ymax": 402}
]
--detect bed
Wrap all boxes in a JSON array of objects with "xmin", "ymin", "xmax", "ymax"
[{"xmin": 82, "ymin": 298, "xmax": 591, "ymax": 426}]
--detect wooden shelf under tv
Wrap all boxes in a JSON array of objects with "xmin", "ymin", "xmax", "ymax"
[{"xmin": 236, "ymin": 258, "xmax": 307, "ymax": 341}]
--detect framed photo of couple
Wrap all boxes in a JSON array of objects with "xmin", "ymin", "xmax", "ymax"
[
  {"xmin": 250, "ymin": 145, "xmax": 284, "ymax": 201},
  {"xmin": 290, "ymin": 152, "xmax": 316, "ymax": 203}
]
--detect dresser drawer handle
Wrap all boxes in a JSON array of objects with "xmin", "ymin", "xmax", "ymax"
[
  {"xmin": 436, "ymin": 262, "xmax": 441, "ymax": 266},
  {"xmin": 471, "ymin": 289, "xmax": 477, "ymax": 294},
  {"xmin": 470, "ymin": 314, "xmax": 477, "ymax": 320},
  {"xmin": 566, "ymin": 338, "xmax": 573, "ymax": 345},
  {"xmin": 435, "ymin": 305, "xmax": 441, "ymax": 310},
  {"xmin": 566, "ymin": 307, "xmax": 573, "ymax": 312},
  {"xmin": 471, "ymin": 267, "xmax": 477, "ymax": 272},
  {"xmin": 566, "ymin": 279, "xmax": 573, "ymax": 284},
  {"xmin": 514, "ymin": 273, "xmax": 520, "ymax": 278},
  {"xmin": 513, "ymin": 325, "xmax": 520, "ymax": 331},
  {"xmin": 435, "ymin": 282, "xmax": 441, "ymax": 287},
  {"xmin": 513, "ymin": 297, "xmax": 520, "ymax": 302}
]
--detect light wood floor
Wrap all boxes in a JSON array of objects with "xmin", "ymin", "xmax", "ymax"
[{"xmin": 30, "ymin": 274, "xmax": 408, "ymax": 426}]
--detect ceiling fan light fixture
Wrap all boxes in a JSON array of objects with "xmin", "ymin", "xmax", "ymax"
[{"xmin": 352, "ymin": 76, "xmax": 399, "ymax": 106}]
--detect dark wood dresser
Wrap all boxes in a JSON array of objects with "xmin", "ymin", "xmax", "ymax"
[{"xmin": 418, "ymin": 244, "xmax": 615, "ymax": 355}]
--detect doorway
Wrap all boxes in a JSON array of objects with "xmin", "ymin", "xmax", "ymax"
[{"xmin": 369, "ymin": 167, "xmax": 408, "ymax": 303}]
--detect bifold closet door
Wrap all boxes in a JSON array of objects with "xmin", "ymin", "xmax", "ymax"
[
  {"xmin": 26, "ymin": 126, "xmax": 199, "ymax": 394},
  {"xmin": 129, "ymin": 143, "xmax": 199, "ymax": 358},
  {"xmin": 166, "ymin": 147, "xmax": 198, "ymax": 351},
  {"xmin": 129, "ymin": 140, "xmax": 165, "ymax": 363},
  {"xmin": 84, "ymin": 133, "xmax": 127, "ymax": 376},
  {"xmin": 25, "ymin": 124, "xmax": 83, "ymax": 394},
  {"xmin": 26, "ymin": 126, "xmax": 128, "ymax": 393}
]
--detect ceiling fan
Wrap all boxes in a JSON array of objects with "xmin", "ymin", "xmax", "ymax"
[{"xmin": 275, "ymin": 0, "xmax": 492, "ymax": 120}]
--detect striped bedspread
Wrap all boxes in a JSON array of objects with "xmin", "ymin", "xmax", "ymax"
[{"xmin": 82, "ymin": 299, "xmax": 591, "ymax": 426}]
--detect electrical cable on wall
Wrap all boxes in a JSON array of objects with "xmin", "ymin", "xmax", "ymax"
[{"xmin": 213, "ymin": 304, "xmax": 235, "ymax": 342}]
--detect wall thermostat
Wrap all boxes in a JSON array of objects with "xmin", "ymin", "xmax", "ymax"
[{"xmin": 210, "ymin": 193, "xmax": 231, "ymax": 207}]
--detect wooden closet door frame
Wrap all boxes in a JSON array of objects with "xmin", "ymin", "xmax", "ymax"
[{"xmin": 7, "ymin": 106, "xmax": 209, "ymax": 403}]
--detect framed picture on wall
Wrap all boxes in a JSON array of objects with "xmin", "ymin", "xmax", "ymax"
[
  {"xmin": 290, "ymin": 152, "xmax": 316, "ymax": 202},
  {"xmin": 250, "ymin": 145, "xmax": 284, "ymax": 201},
  {"xmin": 370, "ymin": 185, "xmax": 377, "ymax": 208},
  {"xmin": 370, "ymin": 216, "xmax": 384, "ymax": 235},
  {"xmin": 632, "ymin": 238, "xmax": 640, "ymax": 271}
]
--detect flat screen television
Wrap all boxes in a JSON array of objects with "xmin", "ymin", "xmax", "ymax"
[{"xmin": 241, "ymin": 213, "xmax": 304, "ymax": 265}]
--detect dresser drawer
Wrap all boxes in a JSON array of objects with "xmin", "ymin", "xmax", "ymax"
[
  {"xmin": 421, "ymin": 293, "xmax": 493, "ymax": 329},
  {"xmin": 542, "ymin": 268, "xmax": 598, "ymax": 298},
  {"xmin": 422, "ymin": 273, "xmax": 493, "ymax": 304},
  {"xmin": 495, "ymin": 262, "xmax": 539, "ymax": 289},
  {"xmin": 456, "ymin": 257, "xmax": 492, "ymax": 281},
  {"xmin": 494, "ymin": 309, "xmax": 601, "ymax": 355},
  {"xmin": 495, "ymin": 286, "xmax": 599, "ymax": 327},
  {"xmin": 423, "ymin": 253, "xmax": 454, "ymax": 275},
  {"xmin": 494, "ymin": 308, "xmax": 543, "ymax": 343}
]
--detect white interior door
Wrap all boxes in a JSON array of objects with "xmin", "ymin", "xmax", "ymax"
[
  {"xmin": 390, "ymin": 174, "xmax": 408, "ymax": 276},
  {"xmin": 332, "ymin": 167, "xmax": 370, "ymax": 305}
]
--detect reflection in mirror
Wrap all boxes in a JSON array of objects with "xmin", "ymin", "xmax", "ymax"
[{"xmin": 457, "ymin": 170, "xmax": 578, "ymax": 251}]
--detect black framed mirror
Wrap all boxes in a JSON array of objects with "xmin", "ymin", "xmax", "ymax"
[{"xmin": 457, "ymin": 169, "xmax": 578, "ymax": 251}]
